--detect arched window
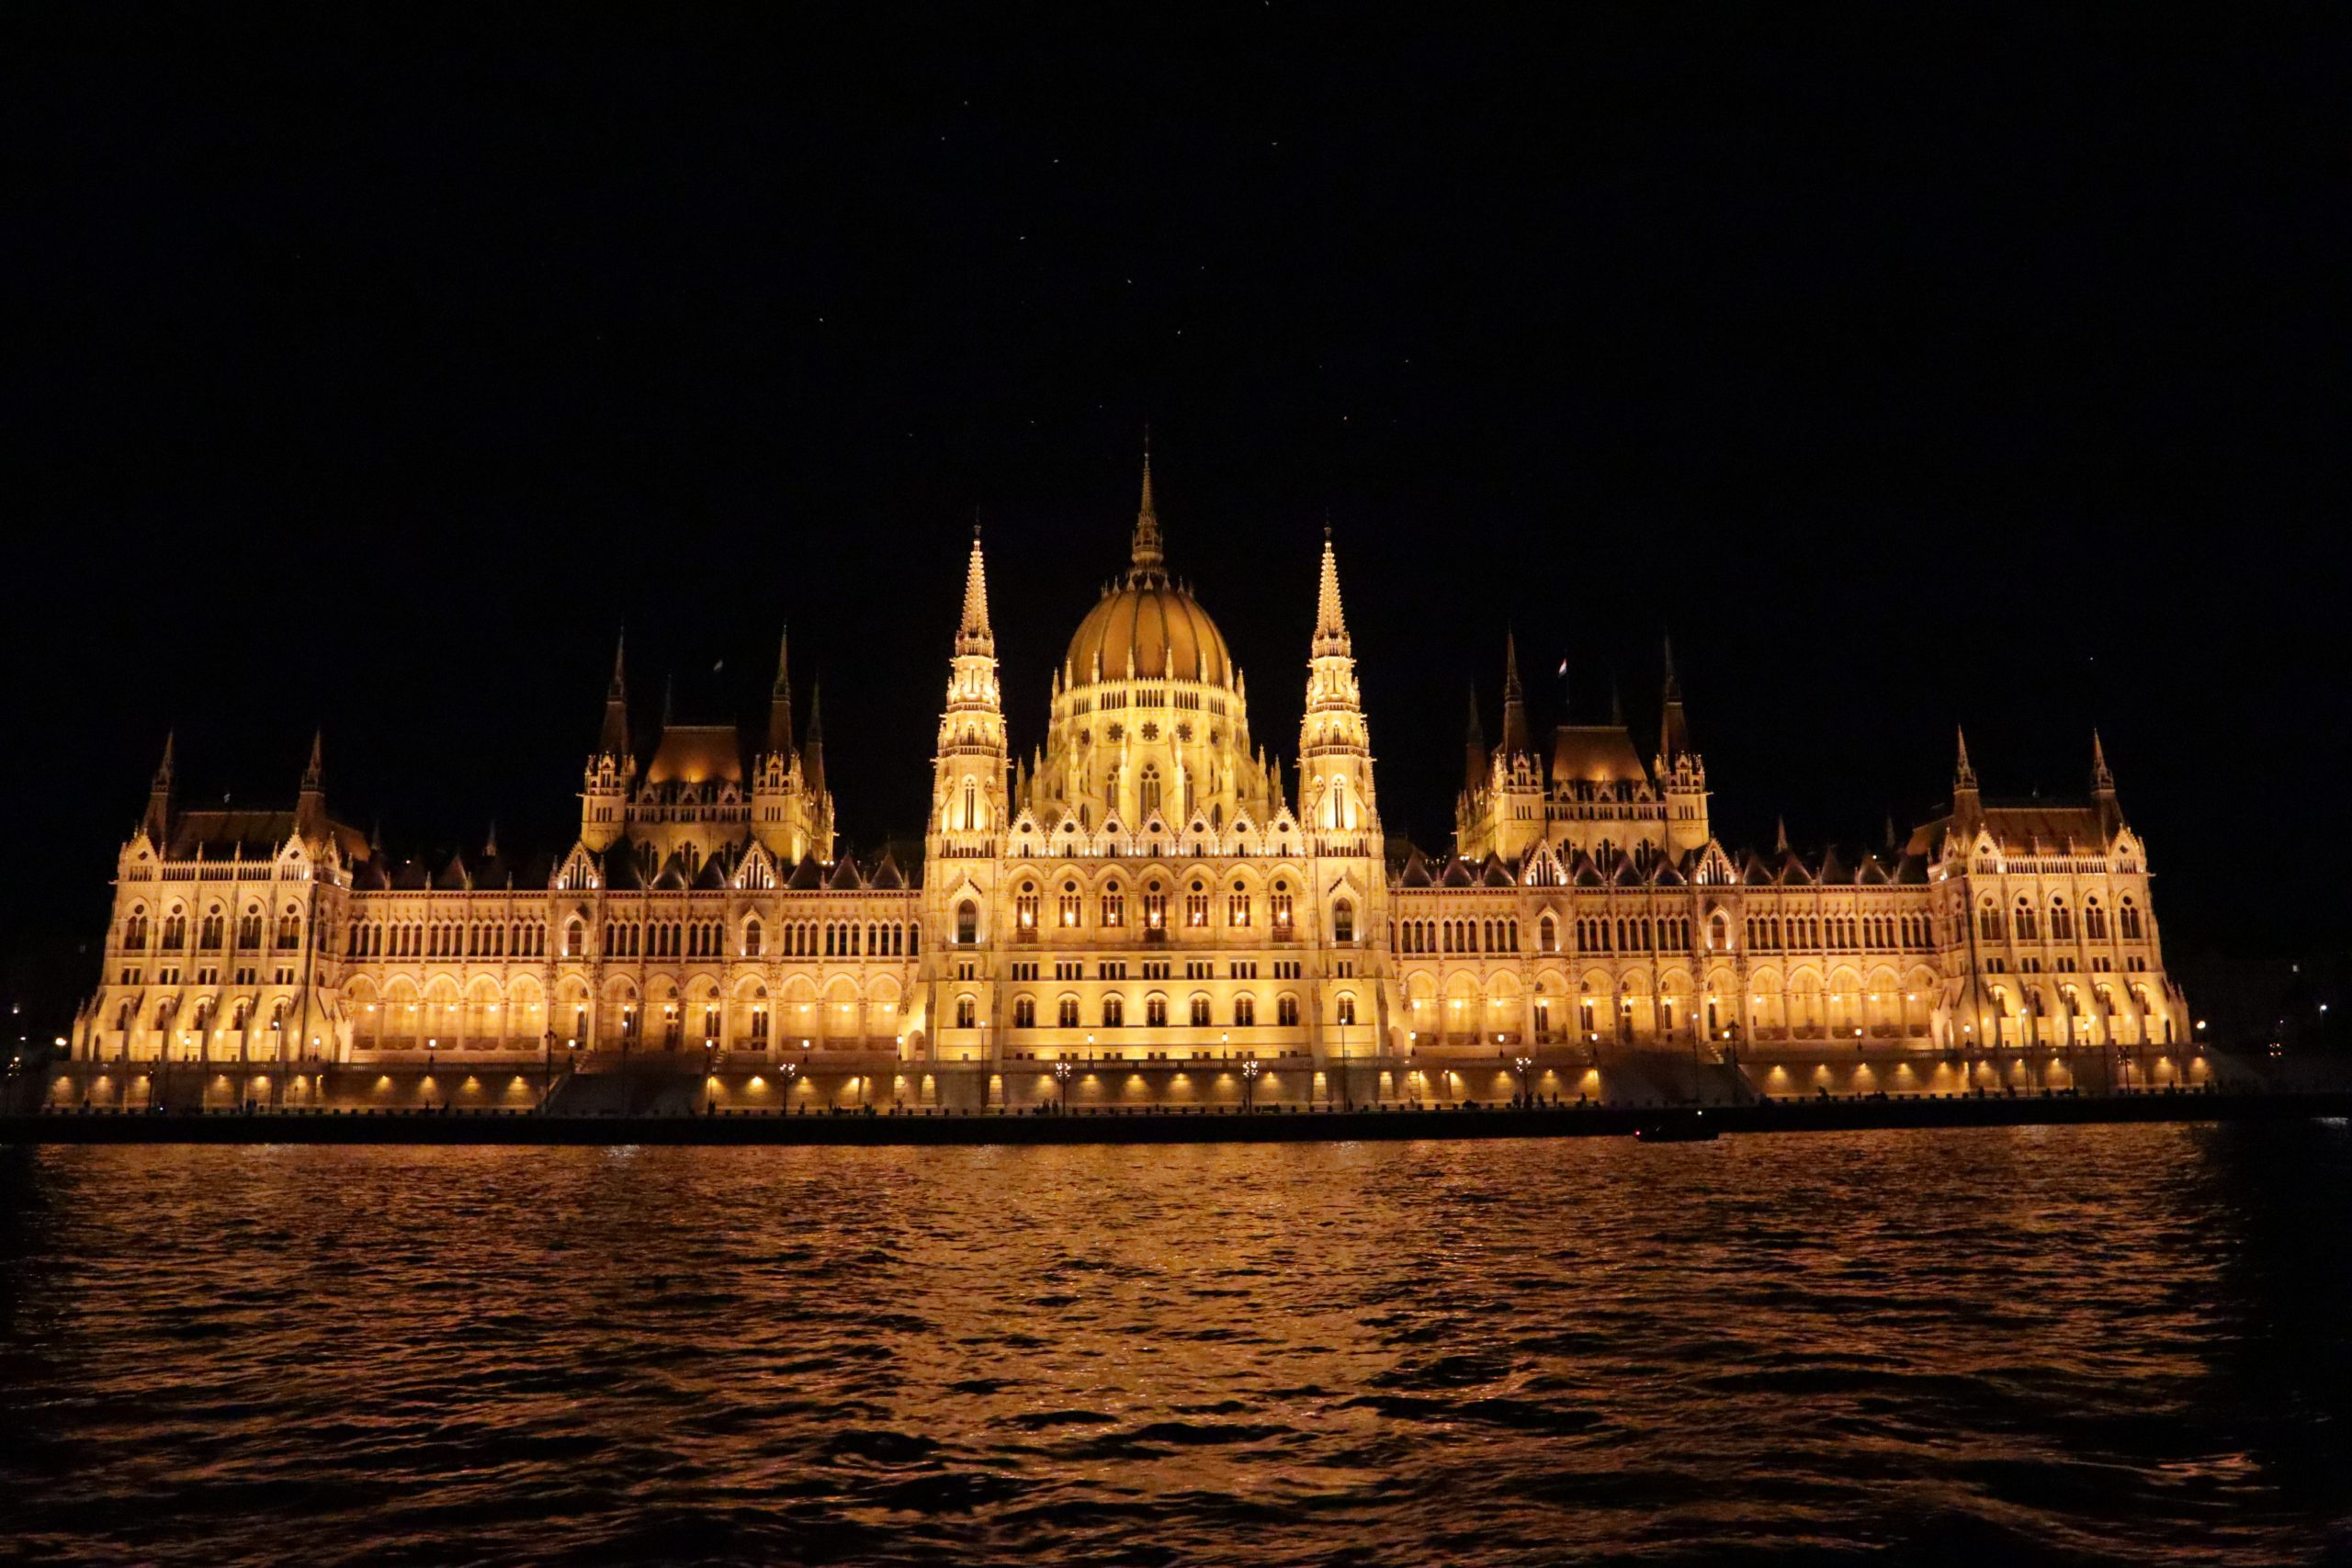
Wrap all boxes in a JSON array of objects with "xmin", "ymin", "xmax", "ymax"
[
  {"xmin": 1101, "ymin": 883, "xmax": 1125, "ymax": 927},
  {"xmin": 1014, "ymin": 884, "xmax": 1038, "ymax": 930},
  {"xmin": 957, "ymin": 900, "xmax": 979, "ymax": 944},
  {"xmin": 277, "ymin": 906, "xmax": 303, "ymax": 947},
  {"xmin": 1277, "ymin": 994, "xmax": 1301, "ymax": 1027},
  {"xmin": 1102, "ymin": 995, "xmax": 1125, "ymax": 1028},
  {"xmin": 1227, "ymin": 879, "xmax": 1251, "ymax": 927},
  {"xmin": 1013, "ymin": 995, "xmax": 1036, "ymax": 1029},
  {"xmin": 1147, "ymin": 994, "xmax": 1169, "ymax": 1027},
  {"xmin": 743, "ymin": 917, "xmax": 763, "ymax": 957},
  {"xmin": 1332, "ymin": 898, "xmax": 1355, "ymax": 944},
  {"xmin": 1058, "ymin": 996, "xmax": 1081, "ymax": 1028},
  {"xmin": 955, "ymin": 995, "xmax": 978, "ymax": 1029},
  {"xmin": 1710, "ymin": 912, "xmax": 1730, "ymax": 952},
  {"xmin": 1189, "ymin": 994, "xmax": 1212, "ymax": 1027},
  {"xmin": 2085, "ymin": 898, "xmax": 2108, "ymax": 941},
  {"xmin": 199, "ymin": 907, "xmax": 224, "ymax": 948},
  {"xmin": 1233, "ymin": 995, "xmax": 1255, "ymax": 1027},
  {"xmin": 1139, "ymin": 764, "xmax": 1162, "ymax": 819},
  {"xmin": 1059, "ymin": 881, "xmax": 1082, "ymax": 927},
  {"xmin": 2014, "ymin": 897, "xmax": 2037, "ymax": 941},
  {"xmin": 1335, "ymin": 992, "xmax": 1358, "ymax": 1027},
  {"xmin": 2120, "ymin": 899, "xmax": 2143, "ymax": 940}
]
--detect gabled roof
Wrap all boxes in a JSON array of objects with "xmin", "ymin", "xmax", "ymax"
[
  {"xmin": 1439, "ymin": 856, "xmax": 1477, "ymax": 888},
  {"xmin": 825, "ymin": 857, "xmax": 865, "ymax": 891},
  {"xmin": 1479, "ymin": 855, "xmax": 1516, "ymax": 888},
  {"xmin": 1396, "ymin": 848, "xmax": 1433, "ymax": 888},
  {"xmin": 786, "ymin": 856, "xmax": 826, "ymax": 890},
  {"xmin": 867, "ymin": 849, "xmax": 907, "ymax": 890}
]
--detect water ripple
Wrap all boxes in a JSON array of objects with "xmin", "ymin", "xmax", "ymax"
[{"xmin": 4, "ymin": 1123, "xmax": 2350, "ymax": 1564}]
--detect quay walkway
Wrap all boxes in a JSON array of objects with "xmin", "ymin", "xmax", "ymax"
[{"xmin": 5, "ymin": 1085, "xmax": 2346, "ymax": 1147}]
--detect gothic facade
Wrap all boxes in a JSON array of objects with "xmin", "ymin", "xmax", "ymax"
[{"xmin": 69, "ymin": 455, "xmax": 2190, "ymax": 1101}]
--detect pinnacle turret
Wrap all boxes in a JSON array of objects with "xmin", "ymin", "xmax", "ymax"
[
  {"xmin": 767, "ymin": 626, "xmax": 795, "ymax": 757},
  {"xmin": 1312, "ymin": 525, "xmax": 1351, "ymax": 657},
  {"xmin": 1499, "ymin": 631, "xmax": 1533, "ymax": 759},
  {"xmin": 1127, "ymin": 431, "xmax": 1167, "ymax": 584},
  {"xmin": 958, "ymin": 525, "xmax": 996, "ymax": 655},
  {"xmin": 599, "ymin": 630, "xmax": 631, "ymax": 760}
]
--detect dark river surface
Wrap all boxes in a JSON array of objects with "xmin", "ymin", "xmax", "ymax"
[{"xmin": 5, "ymin": 1124, "xmax": 2352, "ymax": 1566}]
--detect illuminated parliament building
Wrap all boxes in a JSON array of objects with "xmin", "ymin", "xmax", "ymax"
[{"xmin": 67, "ymin": 453, "xmax": 2192, "ymax": 1107}]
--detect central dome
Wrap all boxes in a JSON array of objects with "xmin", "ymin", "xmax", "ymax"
[
  {"xmin": 1061, "ymin": 445, "xmax": 1233, "ymax": 687},
  {"xmin": 1066, "ymin": 579, "xmax": 1232, "ymax": 686}
]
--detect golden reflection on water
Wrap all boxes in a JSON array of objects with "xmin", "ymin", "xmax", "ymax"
[{"xmin": 1, "ymin": 1124, "xmax": 2346, "ymax": 1564}]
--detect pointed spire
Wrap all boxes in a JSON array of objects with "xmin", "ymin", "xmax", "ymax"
[
  {"xmin": 1312, "ymin": 527, "xmax": 1350, "ymax": 656},
  {"xmin": 484, "ymin": 820, "xmax": 500, "ymax": 858},
  {"xmin": 766, "ymin": 626, "xmax": 795, "ymax": 757},
  {"xmin": 1499, "ymin": 631, "xmax": 1533, "ymax": 759},
  {"xmin": 1658, "ymin": 635, "xmax": 1692, "ymax": 762},
  {"xmin": 958, "ymin": 524, "xmax": 995, "ymax": 654},
  {"xmin": 1127, "ymin": 430, "xmax": 1167, "ymax": 583},
  {"xmin": 1954, "ymin": 725, "xmax": 1977, "ymax": 790},
  {"xmin": 295, "ymin": 729, "xmax": 328, "ymax": 845},
  {"xmin": 1463, "ymin": 685, "xmax": 1487, "ymax": 793},
  {"xmin": 2091, "ymin": 728, "xmax": 2114, "ymax": 791},
  {"xmin": 800, "ymin": 680, "xmax": 827, "ymax": 800},
  {"xmin": 1775, "ymin": 816, "xmax": 1790, "ymax": 855},
  {"xmin": 142, "ymin": 731, "xmax": 176, "ymax": 841},
  {"xmin": 599, "ymin": 630, "xmax": 631, "ymax": 759},
  {"xmin": 1885, "ymin": 814, "xmax": 1899, "ymax": 852}
]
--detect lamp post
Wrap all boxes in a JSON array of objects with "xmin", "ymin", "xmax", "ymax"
[
  {"xmin": 1241, "ymin": 1055, "xmax": 1260, "ymax": 1113},
  {"xmin": 1514, "ymin": 1054, "xmax": 1532, "ymax": 1105},
  {"xmin": 703, "ymin": 1041, "xmax": 717, "ymax": 1115},
  {"xmin": 1054, "ymin": 1058, "xmax": 1073, "ymax": 1112}
]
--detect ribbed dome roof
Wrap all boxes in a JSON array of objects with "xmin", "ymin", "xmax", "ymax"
[
  {"xmin": 1064, "ymin": 442, "xmax": 1234, "ymax": 687},
  {"xmin": 1066, "ymin": 580, "xmax": 1232, "ymax": 686}
]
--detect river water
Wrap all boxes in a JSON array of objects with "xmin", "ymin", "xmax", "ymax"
[{"xmin": 3, "ymin": 1124, "xmax": 2348, "ymax": 1565}]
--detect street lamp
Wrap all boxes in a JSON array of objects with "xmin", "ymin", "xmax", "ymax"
[
  {"xmin": 1241, "ymin": 1055, "xmax": 1261, "ymax": 1113},
  {"xmin": 1513, "ymin": 1054, "xmax": 1532, "ymax": 1105},
  {"xmin": 1054, "ymin": 1058, "xmax": 1073, "ymax": 1111}
]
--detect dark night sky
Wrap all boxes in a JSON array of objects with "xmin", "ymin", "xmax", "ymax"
[{"xmin": 5, "ymin": 10, "xmax": 2347, "ymax": 1026}]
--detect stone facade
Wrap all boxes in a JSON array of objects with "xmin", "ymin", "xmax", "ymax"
[{"xmin": 67, "ymin": 453, "xmax": 2190, "ymax": 1107}]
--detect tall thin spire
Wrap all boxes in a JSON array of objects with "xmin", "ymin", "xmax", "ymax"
[
  {"xmin": 301, "ymin": 728, "xmax": 323, "ymax": 791},
  {"xmin": 766, "ymin": 626, "xmax": 794, "ymax": 757},
  {"xmin": 800, "ymin": 680, "xmax": 827, "ymax": 801},
  {"xmin": 2091, "ymin": 728, "xmax": 2114, "ymax": 791},
  {"xmin": 1954, "ymin": 725, "xmax": 1977, "ymax": 790},
  {"xmin": 1312, "ymin": 525, "xmax": 1350, "ymax": 656},
  {"xmin": 1499, "ymin": 631, "xmax": 1533, "ymax": 759},
  {"xmin": 599, "ymin": 630, "xmax": 630, "ymax": 759},
  {"xmin": 1463, "ymin": 685, "xmax": 1487, "ymax": 793},
  {"xmin": 142, "ymin": 731, "xmax": 175, "ymax": 841},
  {"xmin": 1658, "ymin": 634, "xmax": 1692, "ymax": 761},
  {"xmin": 1127, "ymin": 431, "xmax": 1166, "ymax": 583},
  {"xmin": 959, "ymin": 523, "xmax": 995, "ymax": 653},
  {"xmin": 1775, "ymin": 815, "xmax": 1790, "ymax": 855}
]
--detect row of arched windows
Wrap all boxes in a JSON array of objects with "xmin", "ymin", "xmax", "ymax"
[
  {"xmin": 1394, "ymin": 918, "xmax": 1521, "ymax": 954},
  {"xmin": 120, "ymin": 904, "xmax": 300, "ymax": 953},
  {"xmin": 1011, "ymin": 991, "xmax": 1305, "ymax": 1029},
  {"xmin": 1978, "ymin": 896, "xmax": 2139, "ymax": 943},
  {"xmin": 1742, "ymin": 912, "xmax": 1929, "ymax": 953}
]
